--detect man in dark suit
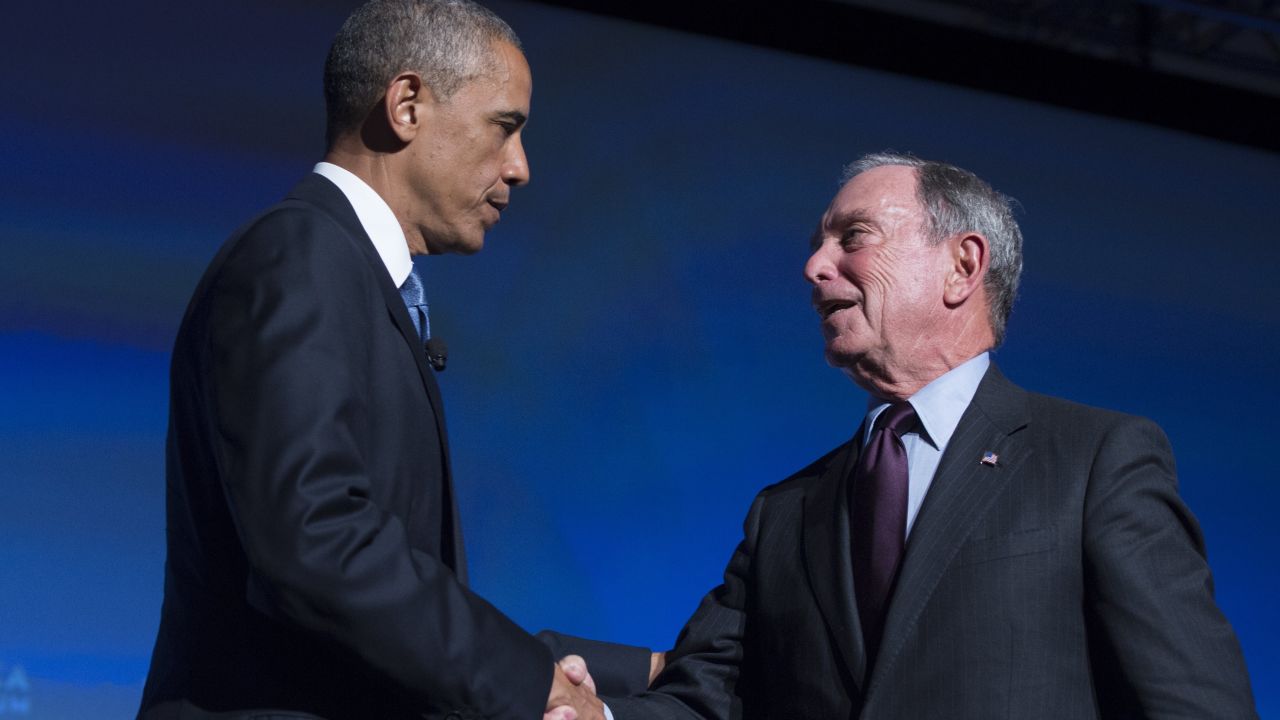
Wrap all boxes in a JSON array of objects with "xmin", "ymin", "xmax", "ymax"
[
  {"xmin": 138, "ymin": 2, "xmax": 648, "ymax": 718},
  {"xmin": 608, "ymin": 153, "xmax": 1257, "ymax": 718}
]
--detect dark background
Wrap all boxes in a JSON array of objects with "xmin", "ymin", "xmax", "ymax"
[{"xmin": 1, "ymin": 1, "xmax": 1276, "ymax": 716}]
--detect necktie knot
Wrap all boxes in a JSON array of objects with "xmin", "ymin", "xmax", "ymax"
[
  {"xmin": 399, "ymin": 267, "xmax": 426, "ymax": 306},
  {"xmin": 875, "ymin": 401, "xmax": 917, "ymax": 438}
]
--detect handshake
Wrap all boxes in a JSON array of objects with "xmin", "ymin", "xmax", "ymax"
[{"xmin": 544, "ymin": 652, "xmax": 665, "ymax": 720}]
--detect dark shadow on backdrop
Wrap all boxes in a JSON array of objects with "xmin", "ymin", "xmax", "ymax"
[{"xmin": 527, "ymin": 0, "xmax": 1280, "ymax": 154}]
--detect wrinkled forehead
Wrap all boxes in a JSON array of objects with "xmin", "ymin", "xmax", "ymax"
[
  {"xmin": 486, "ymin": 39, "xmax": 529, "ymax": 81},
  {"xmin": 816, "ymin": 165, "xmax": 924, "ymax": 235},
  {"xmin": 462, "ymin": 38, "xmax": 530, "ymax": 91}
]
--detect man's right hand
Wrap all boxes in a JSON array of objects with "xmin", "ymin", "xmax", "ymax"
[
  {"xmin": 544, "ymin": 656, "xmax": 604, "ymax": 720},
  {"xmin": 649, "ymin": 651, "xmax": 666, "ymax": 686}
]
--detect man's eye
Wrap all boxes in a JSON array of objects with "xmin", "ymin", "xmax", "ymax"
[{"xmin": 839, "ymin": 230, "xmax": 864, "ymax": 249}]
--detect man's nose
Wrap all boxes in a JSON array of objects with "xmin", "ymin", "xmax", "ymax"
[
  {"xmin": 502, "ymin": 137, "xmax": 530, "ymax": 186},
  {"xmin": 804, "ymin": 245, "xmax": 834, "ymax": 285}
]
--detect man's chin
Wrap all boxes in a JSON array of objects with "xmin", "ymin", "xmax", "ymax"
[
  {"xmin": 425, "ymin": 233, "xmax": 485, "ymax": 255},
  {"xmin": 829, "ymin": 340, "xmax": 860, "ymax": 363},
  {"xmin": 459, "ymin": 225, "xmax": 489, "ymax": 254},
  {"xmin": 823, "ymin": 342, "xmax": 864, "ymax": 370}
]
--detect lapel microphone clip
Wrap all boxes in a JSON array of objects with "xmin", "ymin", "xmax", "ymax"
[{"xmin": 425, "ymin": 337, "xmax": 448, "ymax": 372}]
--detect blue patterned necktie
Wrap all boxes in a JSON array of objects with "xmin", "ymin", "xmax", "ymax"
[{"xmin": 398, "ymin": 266, "xmax": 430, "ymax": 342}]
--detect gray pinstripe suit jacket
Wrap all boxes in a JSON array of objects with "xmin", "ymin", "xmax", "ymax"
[{"xmin": 610, "ymin": 364, "xmax": 1256, "ymax": 719}]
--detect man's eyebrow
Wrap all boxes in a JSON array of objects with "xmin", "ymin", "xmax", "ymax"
[
  {"xmin": 827, "ymin": 209, "xmax": 874, "ymax": 231},
  {"xmin": 810, "ymin": 209, "xmax": 875, "ymax": 249}
]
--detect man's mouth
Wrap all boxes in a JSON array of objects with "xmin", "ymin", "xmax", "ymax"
[
  {"xmin": 482, "ymin": 199, "xmax": 507, "ymax": 227},
  {"xmin": 815, "ymin": 299, "xmax": 857, "ymax": 320}
]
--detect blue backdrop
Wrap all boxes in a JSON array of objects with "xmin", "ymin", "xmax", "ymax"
[{"xmin": 2, "ymin": 1, "xmax": 1276, "ymax": 716}]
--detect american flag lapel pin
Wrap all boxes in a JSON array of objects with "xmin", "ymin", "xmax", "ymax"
[{"xmin": 980, "ymin": 451, "xmax": 999, "ymax": 466}]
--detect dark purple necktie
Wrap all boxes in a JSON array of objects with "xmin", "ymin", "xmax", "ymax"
[{"xmin": 851, "ymin": 401, "xmax": 917, "ymax": 661}]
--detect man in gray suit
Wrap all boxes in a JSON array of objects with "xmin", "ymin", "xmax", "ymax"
[{"xmin": 609, "ymin": 153, "xmax": 1257, "ymax": 718}]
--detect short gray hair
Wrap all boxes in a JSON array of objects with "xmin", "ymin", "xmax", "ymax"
[
  {"xmin": 323, "ymin": 0, "xmax": 522, "ymax": 147},
  {"xmin": 842, "ymin": 152, "xmax": 1023, "ymax": 347}
]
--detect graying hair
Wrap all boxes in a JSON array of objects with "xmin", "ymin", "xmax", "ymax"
[
  {"xmin": 842, "ymin": 152, "xmax": 1023, "ymax": 347},
  {"xmin": 323, "ymin": 0, "xmax": 521, "ymax": 147}
]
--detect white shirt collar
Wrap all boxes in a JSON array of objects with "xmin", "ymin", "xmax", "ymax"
[
  {"xmin": 312, "ymin": 161, "xmax": 414, "ymax": 287},
  {"xmin": 864, "ymin": 352, "xmax": 990, "ymax": 449}
]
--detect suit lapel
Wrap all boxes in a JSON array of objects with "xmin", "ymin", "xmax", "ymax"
[
  {"xmin": 379, "ymin": 287, "xmax": 468, "ymax": 583},
  {"xmin": 866, "ymin": 364, "xmax": 1032, "ymax": 696},
  {"xmin": 286, "ymin": 173, "xmax": 466, "ymax": 582},
  {"xmin": 377, "ymin": 276, "xmax": 453, "ymax": 471},
  {"xmin": 803, "ymin": 439, "xmax": 868, "ymax": 692}
]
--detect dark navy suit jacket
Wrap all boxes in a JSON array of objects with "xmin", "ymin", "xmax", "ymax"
[{"xmin": 139, "ymin": 174, "xmax": 645, "ymax": 720}]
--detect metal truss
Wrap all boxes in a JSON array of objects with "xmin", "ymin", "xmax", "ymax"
[{"xmin": 838, "ymin": 0, "xmax": 1280, "ymax": 96}]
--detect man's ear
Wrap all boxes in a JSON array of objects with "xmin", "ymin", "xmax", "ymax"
[
  {"xmin": 383, "ymin": 72, "xmax": 429, "ymax": 144},
  {"xmin": 943, "ymin": 232, "xmax": 989, "ymax": 306}
]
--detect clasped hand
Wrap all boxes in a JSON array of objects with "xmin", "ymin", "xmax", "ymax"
[
  {"xmin": 544, "ymin": 654, "xmax": 601, "ymax": 720},
  {"xmin": 544, "ymin": 651, "xmax": 667, "ymax": 720}
]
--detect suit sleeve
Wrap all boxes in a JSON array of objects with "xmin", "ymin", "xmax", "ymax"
[
  {"xmin": 1082, "ymin": 416, "xmax": 1257, "ymax": 718},
  {"xmin": 536, "ymin": 631, "xmax": 652, "ymax": 697},
  {"xmin": 608, "ymin": 494, "xmax": 764, "ymax": 720},
  {"xmin": 206, "ymin": 209, "xmax": 552, "ymax": 719}
]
